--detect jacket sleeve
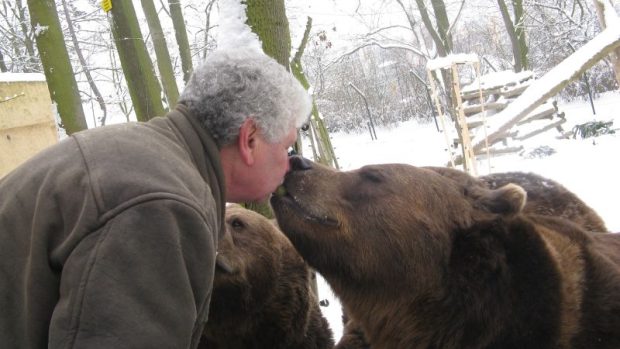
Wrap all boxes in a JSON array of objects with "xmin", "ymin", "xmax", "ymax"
[{"xmin": 48, "ymin": 198, "xmax": 217, "ymax": 348}]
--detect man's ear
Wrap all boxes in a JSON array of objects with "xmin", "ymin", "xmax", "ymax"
[{"xmin": 238, "ymin": 118, "xmax": 258, "ymax": 166}]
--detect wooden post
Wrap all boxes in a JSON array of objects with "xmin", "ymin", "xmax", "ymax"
[
  {"xmin": 474, "ymin": 61, "xmax": 491, "ymax": 173},
  {"xmin": 450, "ymin": 62, "xmax": 477, "ymax": 175},
  {"xmin": 426, "ymin": 69, "xmax": 456, "ymax": 168}
]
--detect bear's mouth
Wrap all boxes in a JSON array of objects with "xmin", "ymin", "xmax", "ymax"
[
  {"xmin": 271, "ymin": 185, "xmax": 340, "ymax": 228},
  {"xmin": 215, "ymin": 253, "xmax": 237, "ymax": 274}
]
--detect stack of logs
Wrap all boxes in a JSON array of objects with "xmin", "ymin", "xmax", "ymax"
[{"xmin": 453, "ymin": 70, "xmax": 567, "ymax": 165}]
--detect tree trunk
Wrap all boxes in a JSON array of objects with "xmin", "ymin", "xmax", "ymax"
[
  {"xmin": 141, "ymin": 0, "xmax": 179, "ymax": 107},
  {"xmin": 168, "ymin": 0, "xmax": 193, "ymax": 84},
  {"xmin": 414, "ymin": 0, "xmax": 448, "ymax": 56},
  {"xmin": 497, "ymin": 0, "xmax": 528, "ymax": 72},
  {"xmin": 244, "ymin": 0, "xmax": 291, "ymax": 69},
  {"xmin": 0, "ymin": 49, "xmax": 8, "ymax": 72},
  {"xmin": 593, "ymin": 0, "xmax": 620, "ymax": 87},
  {"xmin": 242, "ymin": 0, "xmax": 292, "ymax": 219},
  {"xmin": 430, "ymin": 0, "xmax": 453, "ymax": 54},
  {"xmin": 60, "ymin": 0, "xmax": 107, "ymax": 126},
  {"xmin": 202, "ymin": 0, "xmax": 217, "ymax": 60},
  {"xmin": 108, "ymin": 0, "xmax": 165, "ymax": 121},
  {"xmin": 16, "ymin": 0, "xmax": 38, "ymax": 72},
  {"xmin": 513, "ymin": 0, "xmax": 528, "ymax": 71},
  {"xmin": 291, "ymin": 17, "xmax": 339, "ymax": 169},
  {"xmin": 497, "ymin": 0, "xmax": 521, "ymax": 71},
  {"xmin": 415, "ymin": 0, "xmax": 469, "ymax": 168},
  {"xmin": 26, "ymin": 0, "xmax": 87, "ymax": 134}
]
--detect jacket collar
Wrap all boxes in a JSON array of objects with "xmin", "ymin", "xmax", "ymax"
[{"xmin": 166, "ymin": 104, "xmax": 226, "ymax": 233}]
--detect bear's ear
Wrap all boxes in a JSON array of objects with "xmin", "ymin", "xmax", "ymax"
[{"xmin": 476, "ymin": 183, "xmax": 527, "ymax": 216}]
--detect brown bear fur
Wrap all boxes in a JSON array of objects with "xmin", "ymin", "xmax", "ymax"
[
  {"xmin": 336, "ymin": 167, "xmax": 609, "ymax": 349},
  {"xmin": 271, "ymin": 158, "xmax": 620, "ymax": 349},
  {"xmin": 427, "ymin": 167, "xmax": 607, "ymax": 232},
  {"xmin": 198, "ymin": 204, "xmax": 334, "ymax": 349}
]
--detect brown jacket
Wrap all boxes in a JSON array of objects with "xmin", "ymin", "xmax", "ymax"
[{"xmin": 0, "ymin": 105, "xmax": 225, "ymax": 348}]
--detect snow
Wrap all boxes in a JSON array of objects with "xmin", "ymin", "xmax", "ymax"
[
  {"xmin": 33, "ymin": 23, "xmax": 49, "ymax": 37},
  {"xmin": 0, "ymin": 73, "xmax": 46, "ymax": 82},
  {"xmin": 313, "ymin": 91, "xmax": 620, "ymax": 342},
  {"xmin": 601, "ymin": 0, "xmax": 620, "ymax": 28},
  {"xmin": 460, "ymin": 70, "xmax": 533, "ymax": 95},
  {"xmin": 215, "ymin": 0, "xmax": 262, "ymax": 54},
  {"xmin": 426, "ymin": 53, "xmax": 479, "ymax": 70},
  {"xmin": 476, "ymin": 24, "xmax": 620, "ymax": 151}
]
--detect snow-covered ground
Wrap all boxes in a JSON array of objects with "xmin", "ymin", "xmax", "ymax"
[{"xmin": 313, "ymin": 90, "xmax": 620, "ymax": 341}]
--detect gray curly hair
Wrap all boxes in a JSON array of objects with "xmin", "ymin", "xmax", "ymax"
[{"xmin": 179, "ymin": 48, "xmax": 312, "ymax": 147}]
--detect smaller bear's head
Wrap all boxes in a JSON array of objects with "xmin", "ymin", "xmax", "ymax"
[
  {"xmin": 271, "ymin": 158, "xmax": 526, "ymax": 295},
  {"xmin": 207, "ymin": 204, "xmax": 308, "ymax": 328}
]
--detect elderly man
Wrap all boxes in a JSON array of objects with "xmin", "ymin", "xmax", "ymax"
[{"xmin": 0, "ymin": 48, "xmax": 311, "ymax": 348}]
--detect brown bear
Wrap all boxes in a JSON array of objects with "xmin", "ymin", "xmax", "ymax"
[
  {"xmin": 336, "ymin": 166, "xmax": 609, "ymax": 349},
  {"xmin": 198, "ymin": 204, "xmax": 334, "ymax": 349},
  {"xmin": 271, "ymin": 157, "xmax": 620, "ymax": 349},
  {"xmin": 427, "ymin": 167, "xmax": 607, "ymax": 232}
]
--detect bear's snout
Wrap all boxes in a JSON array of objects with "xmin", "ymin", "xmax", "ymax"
[{"xmin": 289, "ymin": 156, "xmax": 313, "ymax": 172}]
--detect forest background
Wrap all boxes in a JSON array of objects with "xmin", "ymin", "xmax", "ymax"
[{"xmin": 1, "ymin": 0, "xmax": 618, "ymax": 135}]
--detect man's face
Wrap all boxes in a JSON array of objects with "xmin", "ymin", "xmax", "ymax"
[{"xmin": 248, "ymin": 127, "xmax": 298, "ymax": 202}]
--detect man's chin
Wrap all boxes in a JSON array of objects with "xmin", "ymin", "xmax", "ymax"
[{"xmin": 247, "ymin": 194, "xmax": 271, "ymax": 205}]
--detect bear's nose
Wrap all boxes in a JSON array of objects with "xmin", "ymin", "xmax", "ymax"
[{"xmin": 289, "ymin": 156, "xmax": 313, "ymax": 171}]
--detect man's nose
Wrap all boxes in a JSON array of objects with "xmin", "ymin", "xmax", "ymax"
[{"xmin": 289, "ymin": 156, "xmax": 313, "ymax": 171}]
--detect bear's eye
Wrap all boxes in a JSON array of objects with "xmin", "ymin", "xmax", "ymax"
[{"xmin": 230, "ymin": 218, "xmax": 245, "ymax": 230}]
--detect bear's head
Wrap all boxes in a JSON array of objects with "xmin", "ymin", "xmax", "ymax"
[
  {"xmin": 206, "ymin": 204, "xmax": 310, "ymax": 333},
  {"xmin": 271, "ymin": 157, "xmax": 526, "ymax": 296}
]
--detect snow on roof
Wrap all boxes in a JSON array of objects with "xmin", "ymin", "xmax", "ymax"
[
  {"xmin": 0, "ymin": 73, "xmax": 46, "ymax": 83},
  {"xmin": 426, "ymin": 53, "xmax": 479, "ymax": 70}
]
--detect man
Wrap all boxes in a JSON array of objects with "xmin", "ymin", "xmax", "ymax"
[{"xmin": 0, "ymin": 48, "xmax": 311, "ymax": 348}]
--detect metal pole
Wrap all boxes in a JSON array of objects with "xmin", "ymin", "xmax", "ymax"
[
  {"xmin": 410, "ymin": 70, "xmax": 440, "ymax": 132},
  {"xmin": 348, "ymin": 82, "xmax": 378, "ymax": 140},
  {"xmin": 568, "ymin": 42, "xmax": 596, "ymax": 115}
]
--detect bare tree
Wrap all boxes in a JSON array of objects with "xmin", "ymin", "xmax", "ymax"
[
  {"xmin": 245, "ymin": 0, "xmax": 292, "ymax": 69},
  {"xmin": 0, "ymin": 48, "xmax": 7, "ymax": 72},
  {"xmin": 141, "ymin": 0, "xmax": 179, "ymax": 107},
  {"xmin": 168, "ymin": 0, "xmax": 194, "ymax": 83},
  {"xmin": 0, "ymin": 0, "xmax": 39, "ymax": 72},
  {"xmin": 291, "ymin": 17, "xmax": 339, "ymax": 169},
  {"xmin": 592, "ymin": 0, "xmax": 620, "ymax": 87},
  {"xmin": 201, "ymin": 0, "xmax": 217, "ymax": 60},
  {"xmin": 26, "ymin": 0, "xmax": 87, "ymax": 134},
  {"xmin": 497, "ymin": 0, "xmax": 529, "ymax": 72},
  {"xmin": 60, "ymin": 0, "xmax": 107, "ymax": 126},
  {"xmin": 108, "ymin": 0, "xmax": 165, "ymax": 121}
]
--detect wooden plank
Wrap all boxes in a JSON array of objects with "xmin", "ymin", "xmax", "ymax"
[
  {"xmin": 517, "ymin": 102, "xmax": 557, "ymax": 125},
  {"xmin": 463, "ymin": 100, "xmax": 508, "ymax": 116},
  {"xmin": 451, "ymin": 62, "xmax": 477, "ymax": 175},
  {"xmin": 514, "ymin": 119, "xmax": 566, "ymax": 141},
  {"xmin": 501, "ymin": 83, "xmax": 529, "ymax": 98},
  {"xmin": 472, "ymin": 25, "xmax": 620, "ymax": 154}
]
